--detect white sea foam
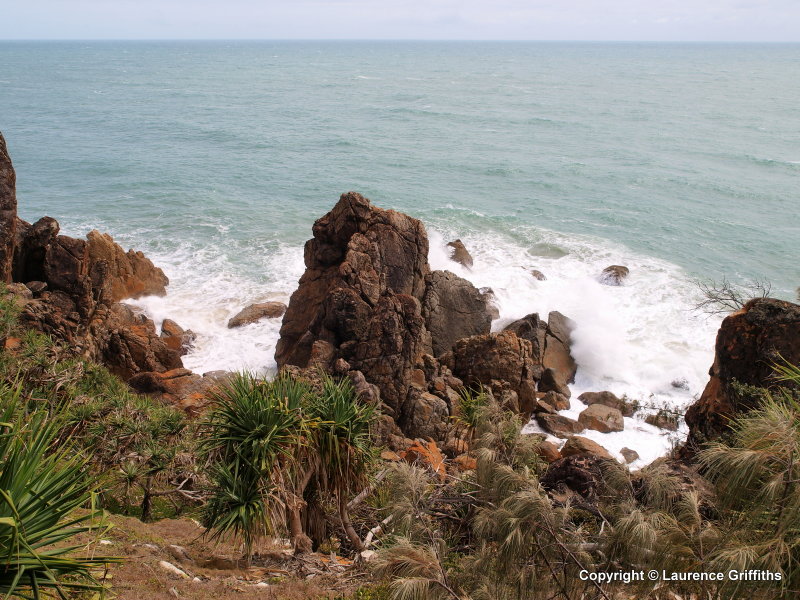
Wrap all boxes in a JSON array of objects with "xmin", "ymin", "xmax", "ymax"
[{"xmin": 127, "ymin": 220, "xmax": 720, "ymax": 466}]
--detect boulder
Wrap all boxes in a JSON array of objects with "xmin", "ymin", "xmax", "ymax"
[
  {"xmin": 684, "ymin": 298, "xmax": 800, "ymax": 452},
  {"xmin": 645, "ymin": 412, "xmax": 678, "ymax": 431},
  {"xmin": 620, "ymin": 447, "xmax": 640, "ymax": 464},
  {"xmin": 536, "ymin": 414, "xmax": 585, "ymax": 438},
  {"xmin": 578, "ymin": 391, "xmax": 635, "ymax": 417},
  {"xmin": 502, "ymin": 311, "xmax": 577, "ymax": 384},
  {"xmin": 0, "ymin": 133, "xmax": 16, "ymax": 283},
  {"xmin": 578, "ymin": 404, "xmax": 624, "ymax": 433},
  {"xmin": 160, "ymin": 318, "xmax": 196, "ymax": 355},
  {"xmin": 536, "ymin": 440, "xmax": 562, "ymax": 463},
  {"xmin": 599, "ymin": 265, "xmax": 629, "ymax": 286},
  {"xmin": 445, "ymin": 331, "xmax": 539, "ymax": 411},
  {"xmin": 422, "ymin": 270, "xmax": 491, "ymax": 356},
  {"xmin": 401, "ymin": 390, "xmax": 449, "ymax": 441},
  {"xmin": 541, "ymin": 390, "xmax": 570, "ymax": 410},
  {"xmin": 561, "ymin": 436, "xmax": 614, "ymax": 460},
  {"xmin": 538, "ymin": 368, "xmax": 571, "ymax": 398},
  {"xmin": 530, "ymin": 269, "xmax": 546, "ymax": 281},
  {"xmin": 227, "ymin": 301, "xmax": 287, "ymax": 328},
  {"xmin": 85, "ymin": 230, "xmax": 168, "ymax": 301},
  {"xmin": 446, "ymin": 239, "xmax": 473, "ymax": 269}
]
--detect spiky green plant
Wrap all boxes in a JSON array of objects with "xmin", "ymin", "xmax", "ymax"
[
  {"xmin": 307, "ymin": 375, "xmax": 375, "ymax": 551},
  {"xmin": 0, "ymin": 384, "xmax": 114, "ymax": 599}
]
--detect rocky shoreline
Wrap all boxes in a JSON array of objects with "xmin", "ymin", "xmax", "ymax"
[{"xmin": 2, "ymin": 131, "xmax": 799, "ymax": 470}]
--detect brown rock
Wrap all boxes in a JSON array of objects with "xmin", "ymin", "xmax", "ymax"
[
  {"xmin": 599, "ymin": 265, "xmax": 629, "ymax": 286},
  {"xmin": 536, "ymin": 414, "xmax": 585, "ymax": 438},
  {"xmin": 227, "ymin": 301, "xmax": 287, "ymax": 328},
  {"xmin": 684, "ymin": 298, "xmax": 800, "ymax": 452},
  {"xmin": 403, "ymin": 440, "xmax": 447, "ymax": 481},
  {"xmin": 422, "ymin": 270, "xmax": 491, "ymax": 356},
  {"xmin": 160, "ymin": 318, "xmax": 196, "ymax": 355},
  {"xmin": 530, "ymin": 269, "xmax": 546, "ymax": 281},
  {"xmin": 578, "ymin": 391, "xmax": 635, "ymax": 417},
  {"xmin": 645, "ymin": 412, "xmax": 678, "ymax": 431},
  {"xmin": 541, "ymin": 390, "xmax": 570, "ymax": 410},
  {"xmin": 0, "ymin": 133, "xmax": 16, "ymax": 283},
  {"xmin": 539, "ymin": 368, "xmax": 571, "ymax": 398},
  {"xmin": 86, "ymin": 230, "xmax": 168, "ymax": 301},
  {"xmin": 128, "ymin": 368, "xmax": 217, "ymax": 414},
  {"xmin": 578, "ymin": 404, "xmax": 624, "ymax": 433},
  {"xmin": 620, "ymin": 447, "xmax": 639, "ymax": 463},
  {"xmin": 502, "ymin": 311, "xmax": 577, "ymax": 384},
  {"xmin": 446, "ymin": 239, "xmax": 473, "ymax": 269},
  {"xmin": 448, "ymin": 331, "xmax": 539, "ymax": 411},
  {"xmin": 536, "ymin": 440, "xmax": 562, "ymax": 463},
  {"xmin": 560, "ymin": 436, "xmax": 614, "ymax": 460},
  {"xmin": 401, "ymin": 391, "xmax": 449, "ymax": 440}
]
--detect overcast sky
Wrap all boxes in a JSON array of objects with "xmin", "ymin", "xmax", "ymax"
[{"xmin": 3, "ymin": 0, "xmax": 800, "ymax": 41}]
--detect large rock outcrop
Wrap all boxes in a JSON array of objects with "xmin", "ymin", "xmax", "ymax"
[
  {"xmin": 684, "ymin": 298, "xmax": 800, "ymax": 452},
  {"xmin": 0, "ymin": 132, "xmax": 182, "ymax": 380},
  {"xmin": 0, "ymin": 133, "xmax": 16, "ymax": 283},
  {"xmin": 422, "ymin": 270, "xmax": 491, "ymax": 356}
]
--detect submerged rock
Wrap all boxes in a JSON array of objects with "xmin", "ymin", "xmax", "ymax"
[
  {"xmin": 599, "ymin": 265, "xmax": 629, "ymax": 286},
  {"xmin": 578, "ymin": 391, "xmax": 635, "ymax": 417},
  {"xmin": 530, "ymin": 269, "xmax": 547, "ymax": 281},
  {"xmin": 227, "ymin": 301, "xmax": 287, "ymax": 328},
  {"xmin": 620, "ymin": 447, "xmax": 640, "ymax": 464}
]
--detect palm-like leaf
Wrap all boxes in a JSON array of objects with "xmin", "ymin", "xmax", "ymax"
[{"xmin": 0, "ymin": 385, "xmax": 114, "ymax": 599}]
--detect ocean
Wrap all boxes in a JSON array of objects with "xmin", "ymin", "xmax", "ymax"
[{"xmin": 2, "ymin": 41, "xmax": 798, "ymax": 462}]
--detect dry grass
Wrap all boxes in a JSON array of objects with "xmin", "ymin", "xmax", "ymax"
[{"xmin": 74, "ymin": 514, "xmax": 373, "ymax": 600}]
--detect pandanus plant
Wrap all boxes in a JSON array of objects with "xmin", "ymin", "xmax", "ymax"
[{"xmin": 0, "ymin": 384, "xmax": 114, "ymax": 599}]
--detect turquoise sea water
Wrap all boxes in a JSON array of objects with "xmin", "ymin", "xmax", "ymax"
[{"xmin": 0, "ymin": 41, "xmax": 798, "ymax": 461}]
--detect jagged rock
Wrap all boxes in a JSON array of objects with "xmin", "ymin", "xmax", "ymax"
[
  {"xmin": 599, "ymin": 265, "xmax": 629, "ymax": 286},
  {"xmin": 536, "ymin": 414, "xmax": 585, "ymax": 438},
  {"xmin": 160, "ymin": 319, "xmax": 195, "ymax": 355},
  {"xmin": 401, "ymin": 390, "xmax": 449, "ymax": 440},
  {"xmin": 25, "ymin": 280, "xmax": 47, "ymax": 295},
  {"xmin": 478, "ymin": 287, "xmax": 500, "ymax": 320},
  {"xmin": 227, "ymin": 301, "xmax": 287, "ymax": 328},
  {"xmin": 97, "ymin": 304, "xmax": 183, "ymax": 380},
  {"xmin": 560, "ymin": 436, "xmax": 614, "ymax": 460},
  {"xmin": 12, "ymin": 217, "xmax": 59, "ymax": 285},
  {"xmin": 578, "ymin": 404, "xmax": 624, "ymax": 433},
  {"xmin": 620, "ymin": 447, "xmax": 640, "ymax": 463},
  {"xmin": 578, "ymin": 391, "xmax": 635, "ymax": 417},
  {"xmin": 85, "ymin": 230, "xmax": 168, "ymax": 301},
  {"xmin": 275, "ymin": 193, "xmax": 431, "ymax": 436},
  {"xmin": 530, "ymin": 269, "xmax": 546, "ymax": 281},
  {"xmin": 446, "ymin": 239, "xmax": 473, "ymax": 269},
  {"xmin": 422, "ymin": 270, "xmax": 490, "ymax": 356},
  {"xmin": 541, "ymin": 390, "xmax": 570, "ymax": 410},
  {"xmin": 0, "ymin": 133, "xmax": 16, "ymax": 283},
  {"xmin": 531, "ymin": 399, "xmax": 556, "ymax": 414},
  {"xmin": 502, "ymin": 311, "xmax": 577, "ymax": 384},
  {"xmin": 541, "ymin": 454, "xmax": 607, "ymax": 503},
  {"xmin": 445, "ymin": 331, "xmax": 539, "ymax": 411},
  {"xmin": 645, "ymin": 412, "xmax": 678, "ymax": 431},
  {"xmin": 538, "ymin": 368, "xmax": 571, "ymax": 398},
  {"xmin": 128, "ymin": 368, "xmax": 217, "ymax": 414},
  {"xmin": 684, "ymin": 298, "xmax": 800, "ymax": 452}
]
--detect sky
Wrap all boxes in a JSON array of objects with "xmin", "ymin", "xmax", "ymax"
[{"xmin": 2, "ymin": 0, "xmax": 800, "ymax": 41}]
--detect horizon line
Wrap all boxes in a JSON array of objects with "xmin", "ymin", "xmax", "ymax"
[{"xmin": 2, "ymin": 38, "xmax": 800, "ymax": 44}]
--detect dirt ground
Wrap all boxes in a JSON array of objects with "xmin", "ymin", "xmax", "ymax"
[{"xmin": 78, "ymin": 514, "xmax": 377, "ymax": 599}]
